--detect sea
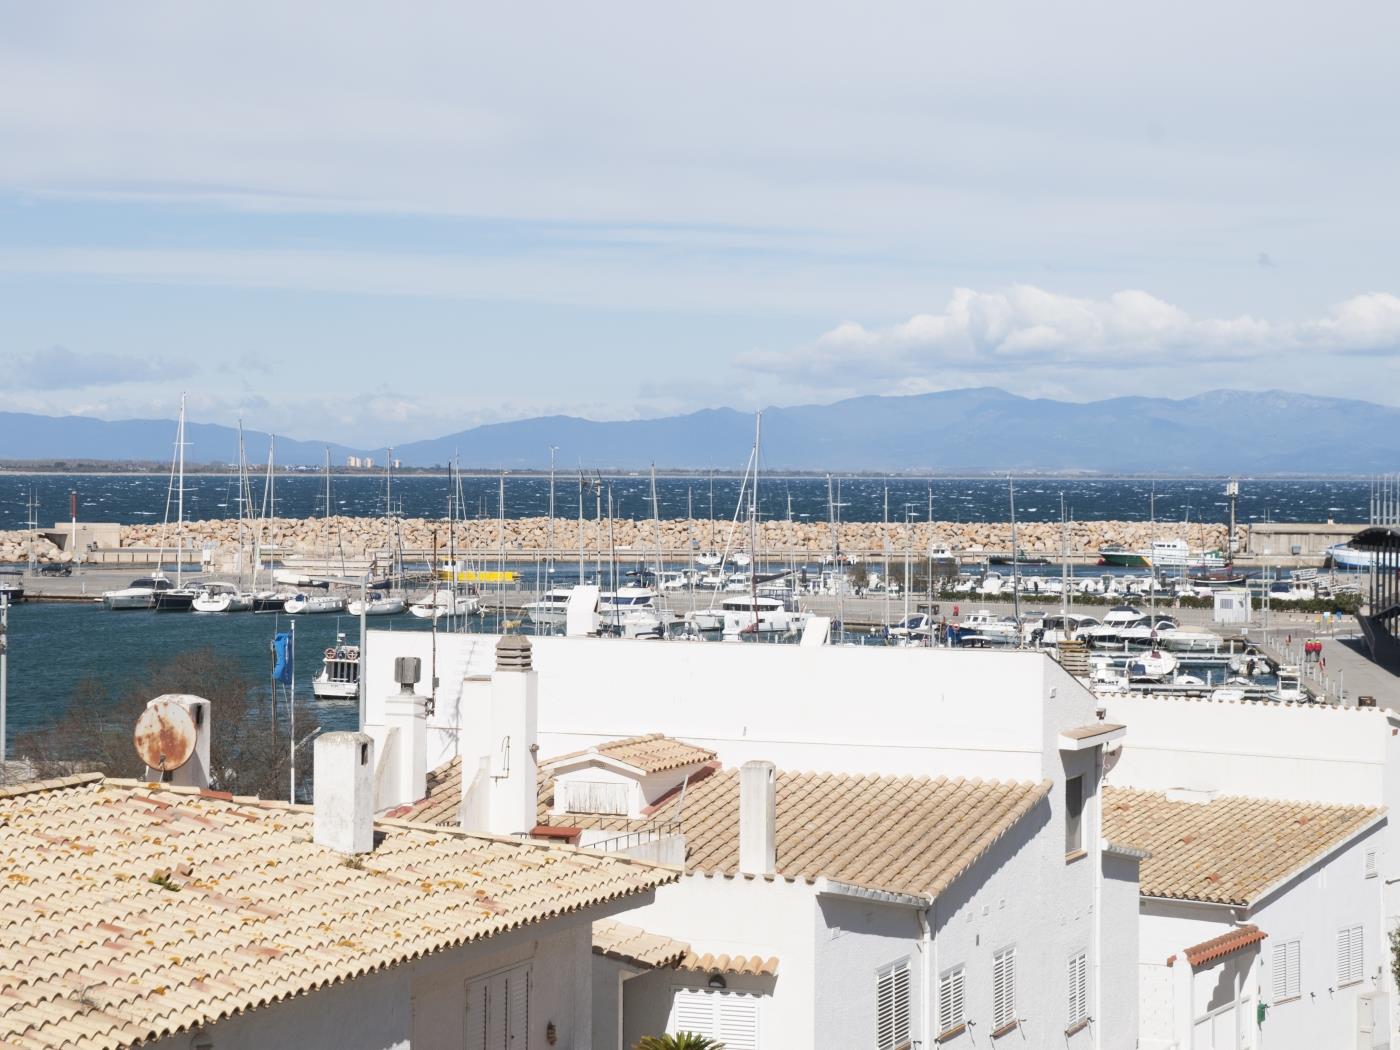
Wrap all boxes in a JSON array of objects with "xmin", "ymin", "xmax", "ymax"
[
  {"xmin": 0, "ymin": 472, "xmax": 1378, "ymax": 529},
  {"xmin": 0, "ymin": 472, "xmax": 1372, "ymax": 755}
]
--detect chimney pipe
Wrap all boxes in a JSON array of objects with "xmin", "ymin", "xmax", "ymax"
[
  {"xmin": 314, "ymin": 732, "xmax": 374, "ymax": 854},
  {"xmin": 381, "ymin": 660, "xmax": 426, "ymax": 811},
  {"xmin": 486, "ymin": 635, "xmax": 538, "ymax": 836},
  {"xmin": 739, "ymin": 760, "xmax": 777, "ymax": 877}
]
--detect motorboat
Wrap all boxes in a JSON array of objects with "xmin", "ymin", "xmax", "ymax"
[
  {"xmin": 408, "ymin": 588, "xmax": 479, "ymax": 620},
  {"xmin": 313, "ymin": 634, "xmax": 361, "ymax": 699},
  {"xmin": 101, "ymin": 575, "xmax": 175, "ymax": 610},
  {"xmin": 926, "ymin": 544, "xmax": 959, "ymax": 579},
  {"xmin": 1126, "ymin": 649, "xmax": 1179, "ymax": 680},
  {"xmin": 523, "ymin": 588, "xmax": 574, "ymax": 628},
  {"xmin": 191, "ymin": 581, "xmax": 253, "ymax": 613},
  {"xmin": 284, "ymin": 592, "xmax": 346, "ymax": 615},
  {"xmin": 1024, "ymin": 613, "xmax": 1101, "ymax": 646},
  {"xmin": 0, "ymin": 576, "xmax": 23, "ymax": 604},
  {"xmin": 883, "ymin": 613, "xmax": 932, "ymax": 640},
  {"xmin": 1267, "ymin": 579, "xmax": 1316, "ymax": 603},
  {"xmin": 1270, "ymin": 666, "xmax": 1307, "ymax": 703},
  {"xmin": 1155, "ymin": 626, "xmax": 1225, "ymax": 653},
  {"xmin": 346, "ymin": 591, "xmax": 407, "ymax": 616},
  {"xmin": 716, "ymin": 594, "xmax": 807, "ymax": 638},
  {"xmin": 696, "ymin": 551, "xmax": 722, "ymax": 568}
]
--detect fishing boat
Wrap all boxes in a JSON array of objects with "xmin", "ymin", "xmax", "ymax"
[
  {"xmin": 191, "ymin": 581, "xmax": 253, "ymax": 613},
  {"xmin": 101, "ymin": 575, "xmax": 175, "ymax": 610},
  {"xmin": 347, "ymin": 591, "xmax": 406, "ymax": 616},
  {"xmin": 284, "ymin": 592, "xmax": 346, "ymax": 615},
  {"xmin": 313, "ymin": 634, "xmax": 360, "ymax": 699}
]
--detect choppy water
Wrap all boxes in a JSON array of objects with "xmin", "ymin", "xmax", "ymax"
[{"xmin": 0, "ymin": 473, "xmax": 1377, "ymax": 529}]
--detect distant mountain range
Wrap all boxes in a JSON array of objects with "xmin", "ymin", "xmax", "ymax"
[{"xmin": 2, "ymin": 388, "xmax": 1397, "ymax": 473}]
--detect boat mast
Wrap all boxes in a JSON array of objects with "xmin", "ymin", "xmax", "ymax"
[
  {"xmin": 1060, "ymin": 492, "xmax": 1069, "ymax": 626},
  {"xmin": 176, "ymin": 394, "xmax": 186, "ymax": 588},
  {"xmin": 548, "ymin": 446, "xmax": 558, "ymax": 596},
  {"xmin": 1008, "ymin": 474, "xmax": 1020, "ymax": 631},
  {"xmin": 577, "ymin": 471, "xmax": 585, "ymax": 586},
  {"xmin": 750, "ymin": 412, "xmax": 761, "ymax": 632}
]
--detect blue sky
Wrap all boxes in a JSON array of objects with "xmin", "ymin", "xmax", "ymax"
[{"xmin": 3, "ymin": 1, "xmax": 1400, "ymax": 445}]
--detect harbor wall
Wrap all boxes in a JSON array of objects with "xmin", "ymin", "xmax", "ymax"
[{"xmin": 0, "ymin": 515, "xmax": 1248, "ymax": 564}]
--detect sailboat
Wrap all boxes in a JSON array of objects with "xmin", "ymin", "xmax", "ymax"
[
  {"xmin": 152, "ymin": 396, "xmax": 200, "ymax": 612},
  {"xmin": 252, "ymin": 436, "xmax": 297, "ymax": 612},
  {"xmin": 284, "ymin": 450, "xmax": 345, "ymax": 614},
  {"xmin": 194, "ymin": 421, "xmax": 256, "ymax": 612},
  {"xmin": 348, "ymin": 451, "xmax": 407, "ymax": 616}
]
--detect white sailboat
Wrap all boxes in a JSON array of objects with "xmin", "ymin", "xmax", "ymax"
[{"xmin": 192, "ymin": 581, "xmax": 253, "ymax": 613}]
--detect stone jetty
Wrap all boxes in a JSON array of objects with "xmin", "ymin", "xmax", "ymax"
[{"xmin": 0, "ymin": 516, "xmax": 1243, "ymax": 563}]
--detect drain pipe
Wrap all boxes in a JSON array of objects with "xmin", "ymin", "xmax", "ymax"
[
  {"xmin": 1093, "ymin": 743, "xmax": 1103, "ymax": 1050},
  {"xmin": 918, "ymin": 897, "xmax": 935, "ymax": 1046}
]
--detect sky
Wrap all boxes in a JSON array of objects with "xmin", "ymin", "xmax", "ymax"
[{"xmin": 3, "ymin": 1, "xmax": 1400, "ymax": 445}]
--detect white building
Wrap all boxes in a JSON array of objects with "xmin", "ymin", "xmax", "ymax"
[
  {"xmin": 1101, "ymin": 694, "xmax": 1399, "ymax": 1049},
  {"xmin": 365, "ymin": 632, "xmax": 1144, "ymax": 1050}
]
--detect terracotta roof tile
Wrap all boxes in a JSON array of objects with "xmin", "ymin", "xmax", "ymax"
[
  {"xmin": 1183, "ymin": 925, "xmax": 1267, "ymax": 968},
  {"xmin": 592, "ymin": 920, "xmax": 689, "ymax": 969},
  {"xmin": 0, "ymin": 776, "xmax": 677, "ymax": 1050},
  {"xmin": 541, "ymin": 765, "xmax": 1050, "ymax": 899},
  {"xmin": 393, "ymin": 757, "xmax": 463, "ymax": 826},
  {"xmin": 544, "ymin": 734, "xmax": 717, "ymax": 775},
  {"xmin": 1103, "ymin": 787, "xmax": 1383, "ymax": 906},
  {"xmin": 679, "ymin": 952, "xmax": 780, "ymax": 977}
]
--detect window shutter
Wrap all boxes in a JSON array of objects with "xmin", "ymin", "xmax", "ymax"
[
  {"xmin": 717, "ymin": 996, "xmax": 760, "ymax": 1050},
  {"xmin": 1350, "ymin": 926, "xmax": 1364, "ymax": 984},
  {"xmin": 1273, "ymin": 943, "xmax": 1288, "ymax": 1002},
  {"xmin": 505, "ymin": 967, "xmax": 529, "ymax": 1046},
  {"xmin": 993, "ymin": 947, "xmax": 1017, "ymax": 1029},
  {"xmin": 1337, "ymin": 926, "xmax": 1364, "ymax": 984},
  {"xmin": 1067, "ymin": 952, "xmax": 1087, "ymax": 1025},
  {"xmin": 1365, "ymin": 849, "xmax": 1379, "ymax": 879},
  {"xmin": 939, "ymin": 967, "xmax": 965, "ymax": 1033},
  {"xmin": 876, "ymin": 962, "xmax": 911, "ymax": 1050},
  {"xmin": 466, "ymin": 978, "xmax": 489, "ymax": 1050},
  {"xmin": 671, "ymin": 989, "xmax": 716, "ymax": 1037}
]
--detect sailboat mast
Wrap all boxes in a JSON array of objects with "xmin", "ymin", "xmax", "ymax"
[
  {"xmin": 1009, "ymin": 475, "xmax": 1020, "ymax": 630},
  {"xmin": 750, "ymin": 412, "xmax": 761, "ymax": 629},
  {"xmin": 176, "ymin": 394, "xmax": 186, "ymax": 588}
]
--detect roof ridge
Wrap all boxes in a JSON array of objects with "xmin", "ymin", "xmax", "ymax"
[
  {"xmin": 0, "ymin": 772, "xmax": 105, "ymax": 798},
  {"xmin": 1103, "ymin": 784, "xmax": 1385, "ymax": 813}
]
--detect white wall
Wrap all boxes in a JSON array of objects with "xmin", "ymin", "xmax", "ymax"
[
  {"xmin": 812, "ymin": 893, "xmax": 925, "ymax": 1050},
  {"xmin": 364, "ymin": 632, "xmax": 1102, "ymax": 782},
  {"xmin": 615, "ymin": 873, "xmax": 815, "ymax": 1048}
]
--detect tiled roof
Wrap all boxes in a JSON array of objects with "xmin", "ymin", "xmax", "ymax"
[
  {"xmin": 393, "ymin": 756, "xmax": 463, "ymax": 826},
  {"xmin": 592, "ymin": 920, "xmax": 689, "ymax": 969},
  {"xmin": 1182, "ymin": 926, "xmax": 1267, "ymax": 968},
  {"xmin": 542, "ymin": 766, "xmax": 1051, "ymax": 899},
  {"xmin": 1103, "ymin": 787, "xmax": 1383, "ymax": 906},
  {"xmin": 590, "ymin": 921, "xmax": 779, "ymax": 976},
  {"xmin": 1061, "ymin": 723, "xmax": 1126, "ymax": 740},
  {"xmin": 0, "ymin": 776, "xmax": 678, "ymax": 1050},
  {"xmin": 544, "ymin": 734, "xmax": 717, "ymax": 775},
  {"xmin": 680, "ymin": 952, "xmax": 779, "ymax": 977}
]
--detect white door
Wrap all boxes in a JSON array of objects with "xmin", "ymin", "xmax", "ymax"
[{"xmin": 1358, "ymin": 993, "xmax": 1375, "ymax": 1050}]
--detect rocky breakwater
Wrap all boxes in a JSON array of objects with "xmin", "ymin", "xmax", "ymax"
[{"xmin": 73, "ymin": 516, "xmax": 1247, "ymax": 560}]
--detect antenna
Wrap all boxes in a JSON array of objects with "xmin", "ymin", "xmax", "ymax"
[{"xmin": 133, "ymin": 698, "xmax": 197, "ymax": 777}]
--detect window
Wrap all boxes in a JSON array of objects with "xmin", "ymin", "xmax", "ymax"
[
  {"xmin": 938, "ymin": 965, "xmax": 966, "ymax": 1035},
  {"xmin": 1065, "ymin": 776, "xmax": 1085, "ymax": 855},
  {"xmin": 669, "ymin": 988, "xmax": 759, "ymax": 1050},
  {"xmin": 562, "ymin": 779, "xmax": 629, "ymax": 815},
  {"xmin": 992, "ymin": 946, "xmax": 1017, "ymax": 1032},
  {"xmin": 465, "ymin": 964, "xmax": 529, "ymax": 1050},
  {"xmin": 1272, "ymin": 939, "xmax": 1300, "ymax": 1002},
  {"xmin": 1067, "ymin": 951, "xmax": 1088, "ymax": 1028},
  {"xmin": 1337, "ymin": 925, "xmax": 1364, "ymax": 986},
  {"xmin": 876, "ymin": 960, "xmax": 912, "ymax": 1050}
]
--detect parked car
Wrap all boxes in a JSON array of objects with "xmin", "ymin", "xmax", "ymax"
[{"xmin": 36, "ymin": 563, "xmax": 72, "ymax": 577}]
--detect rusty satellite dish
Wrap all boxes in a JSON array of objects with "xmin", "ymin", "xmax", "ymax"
[{"xmin": 134, "ymin": 698, "xmax": 197, "ymax": 773}]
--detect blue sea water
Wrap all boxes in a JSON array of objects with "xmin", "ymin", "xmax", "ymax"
[{"xmin": 0, "ymin": 473, "xmax": 1376, "ymax": 529}]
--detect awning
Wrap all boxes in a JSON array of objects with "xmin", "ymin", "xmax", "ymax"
[{"xmin": 1179, "ymin": 925, "xmax": 1267, "ymax": 969}]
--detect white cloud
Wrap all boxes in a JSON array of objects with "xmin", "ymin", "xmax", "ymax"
[{"xmin": 738, "ymin": 287, "xmax": 1400, "ymax": 389}]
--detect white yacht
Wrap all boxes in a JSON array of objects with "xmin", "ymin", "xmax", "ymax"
[
  {"xmin": 1327, "ymin": 543, "xmax": 1376, "ymax": 570},
  {"xmin": 313, "ymin": 635, "xmax": 360, "ymax": 699},
  {"xmin": 884, "ymin": 613, "xmax": 932, "ymax": 640},
  {"xmin": 523, "ymin": 588, "xmax": 574, "ymax": 628},
  {"xmin": 284, "ymin": 591, "xmax": 346, "ymax": 615},
  {"xmin": 347, "ymin": 591, "xmax": 406, "ymax": 616},
  {"xmin": 409, "ymin": 588, "xmax": 479, "ymax": 620},
  {"xmin": 101, "ymin": 575, "xmax": 175, "ymax": 610},
  {"xmin": 1126, "ymin": 649, "xmax": 1179, "ymax": 680},
  {"xmin": 191, "ymin": 581, "xmax": 253, "ymax": 613},
  {"xmin": 714, "ymin": 594, "xmax": 807, "ymax": 638}
]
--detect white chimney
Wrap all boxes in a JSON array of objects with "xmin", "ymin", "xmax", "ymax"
[
  {"xmin": 487, "ymin": 635, "xmax": 539, "ymax": 836},
  {"xmin": 739, "ymin": 760, "xmax": 777, "ymax": 877},
  {"xmin": 382, "ymin": 656, "xmax": 426, "ymax": 811},
  {"xmin": 314, "ymin": 732, "xmax": 374, "ymax": 854},
  {"xmin": 139, "ymin": 694, "xmax": 211, "ymax": 790}
]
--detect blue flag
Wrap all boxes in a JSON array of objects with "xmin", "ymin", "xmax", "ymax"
[{"xmin": 272, "ymin": 630, "xmax": 293, "ymax": 686}]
